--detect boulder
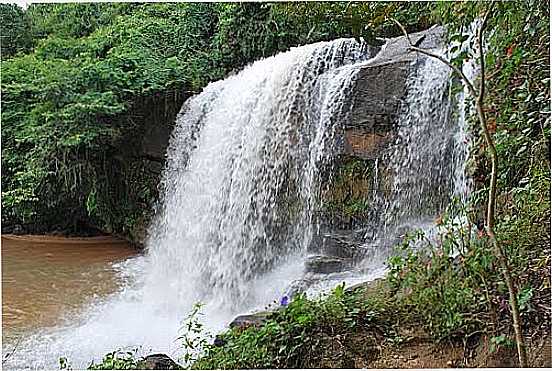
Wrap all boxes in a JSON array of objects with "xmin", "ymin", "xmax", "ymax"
[
  {"xmin": 229, "ymin": 312, "xmax": 271, "ymax": 329},
  {"xmin": 213, "ymin": 335, "xmax": 226, "ymax": 347},
  {"xmin": 286, "ymin": 275, "xmax": 318, "ymax": 297},
  {"xmin": 305, "ymin": 255, "xmax": 353, "ymax": 274},
  {"xmin": 344, "ymin": 278, "xmax": 385, "ymax": 295},
  {"xmin": 142, "ymin": 354, "xmax": 181, "ymax": 370},
  {"xmin": 309, "ymin": 230, "xmax": 363, "ymax": 259},
  {"xmin": 317, "ymin": 26, "xmax": 446, "ymax": 231}
]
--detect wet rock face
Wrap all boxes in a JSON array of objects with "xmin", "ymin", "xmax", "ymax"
[
  {"xmin": 108, "ymin": 90, "xmax": 190, "ymax": 246},
  {"xmin": 343, "ymin": 128, "xmax": 396, "ymax": 160},
  {"xmin": 309, "ymin": 231, "xmax": 361, "ymax": 259},
  {"xmin": 319, "ymin": 25, "xmax": 445, "ymax": 230},
  {"xmin": 305, "ymin": 255, "xmax": 353, "ymax": 274},
  {"xmin": 344, "ymin": 60, "xmax": 410, "ymax": 159},
  {"xmin": 339, "ymin": 26, "xmax": 445, "ymax": 159},
  {"xmin": 310, "ymin": 25, "xmax": 446, "ymax": 278}
]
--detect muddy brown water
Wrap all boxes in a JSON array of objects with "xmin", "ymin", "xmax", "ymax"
[{"xmin": 2, "ymin": 235, "xmax": 138, "ymax": 345}]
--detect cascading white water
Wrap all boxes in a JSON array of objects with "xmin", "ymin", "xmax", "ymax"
[
  {"xmin": 5, "ymin": 38, "xmax": 380, "ymax": 370},
  {"xmin": 144, "ymin": 38, "xmax": 373, "ymax": 315},
  {"xmin": 5, "ymin": 33, "xmax": 476, "ymax": 370},
  {"xmin": 302, "ymin": 44, "xmax": 475, "ymax": 292}
]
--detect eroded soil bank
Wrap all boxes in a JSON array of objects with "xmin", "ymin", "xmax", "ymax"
[{"xmin": 302, "ymin": 324, "xmax": 551, "ymax": 368}]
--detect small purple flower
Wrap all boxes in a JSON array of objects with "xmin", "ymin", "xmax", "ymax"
[
  {"xmin": 280, "ymin": 295, "xmax": 289, "ymax": 306},
  {"xmin": 499, "ymin": 297, "xmax": 509, "ymax": 312}
]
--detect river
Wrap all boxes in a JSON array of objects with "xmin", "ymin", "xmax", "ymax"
[{"xmin": 2, "ymin": 235, "xmax": 138, "ymax": 349}]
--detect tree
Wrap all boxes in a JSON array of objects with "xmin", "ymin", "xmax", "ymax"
[
  {"xmin": 392, "ymin": 3, "xmax": 528, "ymax": 367},
  {"xmin": 0, "ymin": 4, "xmax": 32, "ymax": 58}
]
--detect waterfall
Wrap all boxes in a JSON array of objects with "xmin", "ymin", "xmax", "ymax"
[
  {"xmin": 5, "ymin": 33, "xmax": 474, "ymax": 370},
  {"xmin": 143, "ymin": 38, "xmax": 375, "ymax": 315},
  {"xmin": 293, "ymin": 44, "xmax": 474, "ymax": 292},
  {"xmin": 373, "ymin": 50, "xmax": 470, "ymax": 260}
]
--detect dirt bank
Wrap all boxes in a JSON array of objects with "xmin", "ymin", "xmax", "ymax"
[{"xmin": 1, "ymin": 234, "xmax": 131, "ymax": 246}]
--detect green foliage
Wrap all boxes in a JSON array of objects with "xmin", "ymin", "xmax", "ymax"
[
  {"xmin": 386, "ymin": 161, "xmax": 550, "ymax": 341},
  {"xmin": 486, "ymin": 1, "xmax": 550, "ymax": 193},
  {"xmin": 387, "ymin": 176, "xmax": 550, "ymax": 340},
  {"xmin": 322, "ymin": 157, "xmax": 375, "ymax": 226},
  {"xmin": 1, "ymin": 3, "xmax": 217, "ymax": 235},
  {"xmin": 86, "ymin": 349, "xmax": 144, "ymax": 370},
  {"xmin": 60, "ymin": 349, "xmax": 146, "ymax": 370},
  {"xmin": 433, "ymin": 0, "xmax": 550, "ymax": 194},
  {"xmin": 387, "ymin": 201, "xmax": 494, "ymax": 339},
  {"xmin": 489, "ymin": 334, "xmax": 515, "ymax": 353},
  {"xmin": 35, "ymin": 3, "xmax": 133, "ymax": 38},
  {"xmin": 177, "ymin": 303, "xmax": 210, "ymax": 367},
  {"xmin": 0, "ymin": 4, "xmax": 32, "ymax": 57},
  {"xmin": 517, "ymin": 286, "xmax": 534, "ymax": 312},
  {"xmin": 59, "ymin": 357, "xmax": 71, "ymax": 370},
  {"xmin": 274, "ymin": 2, "xmax": 434, "ymax": 44},
  {"xmin": 193, "ymin": 284, "xmax": 388, "ymax": 369}
]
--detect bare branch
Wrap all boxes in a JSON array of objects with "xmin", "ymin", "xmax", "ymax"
[
  {"xmin": 390, "ymin": 17, "xmax": 477, "ymax": 96},
  {"xmin": 477, "ymin": 3, "xmax": 495, "ymax": 102},
  {"xmin": 475, "ymin": 3, "xmax": 499, "ymax": 230},
  {"xmin": 409, "ymin": 46, "xmax": 478, "ymax": 97},
  {"xmin": 392, "ymin": 8, "xmax": 528, "ymax": 368},
  {"xmin": 391, "ymin": 18, "xmax": 412, "ymax": 46},
  {"xmin": 476, "ymin": 3, "xmax": 527, "ymax": 367},
  {"xmin": 2, "ymin": 337, "xmax": 22, "ymax": 365}
]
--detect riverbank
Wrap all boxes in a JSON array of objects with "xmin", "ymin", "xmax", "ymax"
[
  {"xmin": 82, "ymin": 278, "xmax": 551, "ymax": 369},
  {"xmin": 2, "ymin": 232, "xmax": 144, "ymax": 252},
  {"xmin": 188, "ymin": 278, "xmax": 552, "ymax": 369},
  {"xmin": 1, "ymin": 234, "xmax": 131, "ymax": 245}
]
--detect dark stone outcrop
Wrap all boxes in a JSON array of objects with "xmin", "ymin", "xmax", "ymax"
[
  {"xmin": 319, "ymin": 25, "xmax": 445, "ymax": 231},
  {"xmin": 142, "ymin": 353, "xmax": 182, "ymax": 370},
  {"xmin": 344, "ymin": 278, "xmax": 385, "ymax": 295},
  {"xmin": 118, "ymin": 89, "xmax": 190, "ymax": 245},
  {"xmin": 309, "ymin": 229, "xmax": 364, "ymax": 259},
  {"xmin": 305, "ymin": 255, "xmax": 353, "ymax": 274},
  {"xmin": 338, "ymin": 26, "xmax": 445, "ymax": 159},
  {"xmin": 213, "ymin": 335, "xmax": 227, "ymax": 347},
  {"xmin": 229, "ymin": 312, "xmax": 271, "ymax": 329},
  {"xmin": 286, "ymin": 276, "xmax": 316, "ymax": 297}
]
